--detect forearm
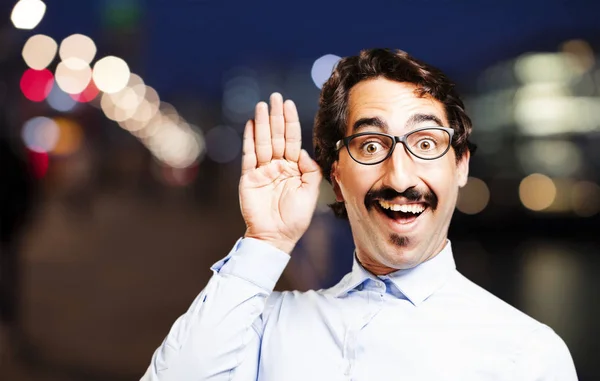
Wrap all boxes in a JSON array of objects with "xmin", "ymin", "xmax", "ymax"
[{"xmin": 141, "ymin": 238, "xmax": 289, "ymax": 381}]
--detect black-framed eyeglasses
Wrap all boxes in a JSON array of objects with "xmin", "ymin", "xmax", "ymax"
[{"xmin": 335, "ymin": 126, "xmax": 455, "ymax": 165}]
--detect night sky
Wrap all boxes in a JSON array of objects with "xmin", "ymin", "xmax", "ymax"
[{"xmin": 20, "ymin": 0, "xmax": 600, "ymax": 98}]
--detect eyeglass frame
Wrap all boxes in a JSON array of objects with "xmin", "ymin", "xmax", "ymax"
[{"xmin": 334, "ymin": 126, "xmax": 455, "ymax": 165}]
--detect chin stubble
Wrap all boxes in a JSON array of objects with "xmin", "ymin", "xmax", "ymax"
[{"xmin": 390, "ymin": 233, "xmax": 409, "ymax": 247}]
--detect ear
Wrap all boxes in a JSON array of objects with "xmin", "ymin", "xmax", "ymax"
[
  {"xmin": 331, "ymin": 161, "xmax": 344, "ymax": 202},
  {"xmin": 456, "ymin": 150, "xmax": 470, "ymax": 188}
]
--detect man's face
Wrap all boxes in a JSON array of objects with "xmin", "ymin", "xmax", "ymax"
[{"xmin": 331, "ymin": 78, "xmax": 469, "ymax": 274}]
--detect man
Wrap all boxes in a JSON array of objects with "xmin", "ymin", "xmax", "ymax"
[{"xmin": 141, "ymin": 49, "xmax": 577, "ymax": 380}]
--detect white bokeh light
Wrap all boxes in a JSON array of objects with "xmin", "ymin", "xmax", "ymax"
[
  {"xmin": 11, "ymin": 0, "xmax": 46, "ymax": 30},
  {"xmin": 311, "ymin": 54, "xmax": 341, "ymax": 89},
  {"xmin": 146, "ymin": 122, "xmax": 203, "ymax": 168},
  {"xmin": 22, "ymin": 34, "xmax": 57, "ymax": 70},
  {"xmin": 92, "ymin": 56, "xmax": 131, "ymax": 94},
  {"xmin": 55, "ymin": 58, "xmax": 92, "ymax": 94},
  {"xmin": 59, "ymin": 34, "xmax": 97, "ymax": 64}
]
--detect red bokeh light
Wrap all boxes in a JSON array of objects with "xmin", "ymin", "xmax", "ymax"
[
  {"xmin": 20, "ymin": 69, "xmax": 54, "ymax": 102},
  {"xmin": 70, "ymin": 79, "xmax": 100, "ymax": 103},
  {"xmin": 27, "ymin": 149, "xmax": 49, "ymax": 178}
]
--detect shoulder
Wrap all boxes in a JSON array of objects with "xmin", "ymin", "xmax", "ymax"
[
  {"xmin": 446, "ymin": 272, "xmax": 577, "ymax": 377},
  {"xmin": 512, "ymin": 324, "xmax": 577, "ymax": 380},
  {"xmin": 445, "ymin": 271, "xmax": 543, "ymax": 328}
]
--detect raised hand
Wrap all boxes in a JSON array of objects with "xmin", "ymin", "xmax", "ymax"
[{"xmin": 239, "ymin": 93, "xmax": 322, "ymax": 254}]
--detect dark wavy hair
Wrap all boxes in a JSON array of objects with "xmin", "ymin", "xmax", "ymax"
[{"xmin": 313, "ymin": 48, "xmax": 476, "ymax": 219}]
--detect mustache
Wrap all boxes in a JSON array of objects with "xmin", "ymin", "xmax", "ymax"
[{"xmin": 365, "ymin": 186, "xmax": 438, "ymax": 211}]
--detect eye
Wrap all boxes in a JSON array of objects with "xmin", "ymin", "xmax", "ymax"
[
  {"xmin": 416, "ymin": 139, "xmax": 436, "ymax": 151},
  {"xmin": 361, "ymin": 141, "xmax": 384, "ymax": 155}
]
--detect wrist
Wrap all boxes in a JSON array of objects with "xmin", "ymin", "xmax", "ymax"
[{"xmin": 243, "ymin": 232, "xmax": 296, "ymax": 255}]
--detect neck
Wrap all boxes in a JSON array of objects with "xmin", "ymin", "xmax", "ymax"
[{"xmin": 356, "ymin": 238, "xmax": 448, "ymax": 276}]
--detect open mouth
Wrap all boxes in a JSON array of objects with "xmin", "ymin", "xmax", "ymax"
[{"xmin": 375, "ymin": 200, "xmax": 428, "ymax": 224}]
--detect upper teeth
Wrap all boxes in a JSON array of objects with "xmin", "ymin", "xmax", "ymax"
[{"xmin": 378, "ymin": 200, "xmax": 426, "ymax": 214}]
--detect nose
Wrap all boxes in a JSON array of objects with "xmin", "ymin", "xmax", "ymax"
[{"xmin": 380, "ymin": 142, "xmax": 419, "ymax": 193}]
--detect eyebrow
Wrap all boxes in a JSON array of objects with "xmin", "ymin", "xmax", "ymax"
[{"xmin": 351, "ymin": 113, "xmax": 445, "ymax": 133}]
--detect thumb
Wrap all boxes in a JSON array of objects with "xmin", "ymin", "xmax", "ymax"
[{"xmin": 298, "ymin": 149, "xmax": 322, "ymax": 188}]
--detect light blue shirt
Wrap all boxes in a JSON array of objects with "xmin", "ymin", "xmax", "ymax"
[{"xmin": 141, "ymin": 238, "xmax": 577, "ymax": 380}]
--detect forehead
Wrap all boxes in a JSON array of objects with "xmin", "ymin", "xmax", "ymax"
[{"xmin": 347, "ymin": 78, "xmax": 447, "ymax": 132}]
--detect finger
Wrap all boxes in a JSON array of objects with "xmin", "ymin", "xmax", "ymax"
[
  {"xmin": 242, "ymin": 119, "xmax": 257, "ymax": 174},
  {"xmin": 269, "ymin": 93, "xmax": 285, "ymax": 159},
  {"xmin": 283, "ymin": 100, "xmax": 302, "ymax": 162},
  {"xmin": 254, "ymin": 101, "xmax": 272, "ymax": 165},
  {"xmin": 299, "ymin": 149, "xmax": 323, "ymax": 189}
]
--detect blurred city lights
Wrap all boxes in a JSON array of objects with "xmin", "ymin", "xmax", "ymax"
[
  {"xmin": 20, "ymin": 68, "xmax": 53, "ymax": 102},
  {"xmin": 514, "ymin": 84, "xmax": 599, "ymax": 136},
  {"xmin": 100, "ymin": 91, "xmax": 118, "ymax": 121},
  {"xmin": 92, "ymin": 56, "xmax": 131, "ymax": 93},
  {"xmin": 560, "ymin": 39, "xmax": 595, "ymax": 73},
  {"xmin": 132, "ymin": 86, "xmax": 160, "ymax": 122},
  {"xmin": 159, "ymin": 102, "xmax": 180, "ymax": 123},
  {"xmin": 516, "ymin": 140, "xmax": 582, "ymax": 177},
  {"xmin": 129, "ymin": 98, "xmax": 157, "ymax": 124},
  {"xmin": 55, "ymin": 58, "xmax": 93, "ymax": 94},
  {"xmin": 21, "ymin": 116, "xmax": 59, "ymax": 153},
  {"xmin": 456, "ymin": 177, "xmax": 490, "ymax": 215},
  {"xmin": 27, "ymin": 150, "xmax": 49, "ymax": 178},
  {"xmin": 160, "ymin": 165, "xmax": 199, "ymax": 187},
  {"xmin": 13, "ymin": 15, "xmax": 202, "ymax": 170},
  {"xmin": 476, "ymin": 62, "xmax": 518, "ymax": 92},
  {"xmin": 59, "ymin": 34, "xmax": 97, "ymax": 64},
  {"xmin": 146, "ymin": 120, "xmax": 204, "ymax": 168},
  {"xmin": 520, "ymin": 243, "xmax": 581, "ymax": 343},
  {"xmin": 101, "ymin": 91, "xmax": 137, "ymax": 122},
  {"xmin": 70, "ymin": 80, "xmax": 99, "ymax": 103},
  {"xmin": 571, "ymin": 181, "xmax": 600, "ymax": 217},
  {"xmin": 11, "ymin": 0, "xmax": 46, "ymax": 30},
  {"xmin": 51, "ymin": 117, "xmax": 83, "ymax": 156},
  {"xmin": 514, "ymin": 53, "xmax": 578, "ymax": 85},
  {"xmin": 106, "ymin": 74, "xmax": 147, "ymax": 121},
  {"xmin": 545, "ymin": 178, "xmax": 574, "ymax": 213},
  {"xmin": 204, "ymin": 125, "xmax": 241, "ymax": 164},
  {"xmin": 47, "ymin": 84, "xmax": 78, "ymax": 112},
  {"xmin": 311, "ymin": 54, "xmax": 340, "ymax": 89},
  {"xmin": 519, "ymin": 173, "xmax": 557, "ymax": 211},
  {"xmin": 118, "ymin": 117, "xmax": 146, "ymax": 133},
  {"xmin": 472, "ymin": 42, "xmax": 600, "ymax": 144},
  {"xmin": 465, "ymin": 89, "xmax": 517, "ymax": 134},
  {"xmin": 223, "ymin": 68, "xmax": 260, "ymax": 123},
  {"xmin": 131, "ymin": 114, "xmax": 162, "ymax": 139},
  {"xmin": 22, "ymin": 34, "xmax": 57, "ymax": 70}
]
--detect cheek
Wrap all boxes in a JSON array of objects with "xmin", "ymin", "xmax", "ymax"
[
  {"xmin": 421, "ymin": 164, "xmax": 460, "ymax": 200},
  {"xmin": 338, "ymin": 164, "xmax": 380, "ymax": 203}
]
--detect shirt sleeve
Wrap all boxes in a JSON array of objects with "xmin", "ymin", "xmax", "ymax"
[
  {"xmin": 513, "ymin": 324, "xmax": 578, "ymax": 381},
  {"xmin": 140, "ymin": 238, "xmax": 290, "ymax": 381}
]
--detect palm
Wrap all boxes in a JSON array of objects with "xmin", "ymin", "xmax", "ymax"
[
  {"xmin": 239, "ymin": 94, "xmax": 322, "ymax": 253},
  {"xmin": 241, "ymin": 159, "xmax": 312, "ymax": 240}
]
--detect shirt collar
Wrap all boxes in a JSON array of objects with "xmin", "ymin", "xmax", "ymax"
[{"xmin": 329, "ymin": 240, "xmax": 456, "ymax": 306}]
